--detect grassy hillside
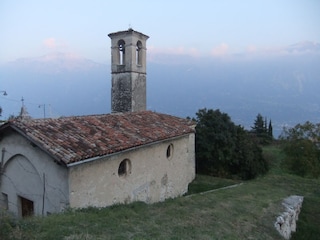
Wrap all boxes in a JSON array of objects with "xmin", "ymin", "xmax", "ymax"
[{"xmin": 1, "ymin": 145, "xmax": 319, "ymax": 239}]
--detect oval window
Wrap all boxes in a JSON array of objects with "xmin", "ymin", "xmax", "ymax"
[{"xmin": 166, "ymin": 144, "xmax": 174, "ymax": 159}]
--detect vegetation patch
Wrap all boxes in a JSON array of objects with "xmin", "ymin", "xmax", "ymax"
[
  {"xmin": 186, "ymin": 174, "xmax": 240, "ymax": 195},
  {"xmin": 291, "ymin": 194, "xmax": 320, "ymax": 240},
  {"xmin": 280, "ymin": 121, "xmax": 320, "ymax": 178},
  {"xmin": 194, "ymin": 108, "xmax": 269, "ymax": 180}
]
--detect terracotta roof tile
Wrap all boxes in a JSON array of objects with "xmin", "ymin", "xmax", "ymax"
[{"xmin": 4, "ymin": 111, "xmax": 195, "ymax": 165}]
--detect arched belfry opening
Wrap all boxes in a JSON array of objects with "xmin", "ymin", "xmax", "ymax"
[
  {"xmin": 118, "ymin": 40, "xmax": 125, "ymax": 65},
  {"xmin": 108, "ymin": 29, "xmax": 149, "ymax": 113},
  {"xmin": 136, "ymin": 40, "xmax": 142, "ymax": 66}
]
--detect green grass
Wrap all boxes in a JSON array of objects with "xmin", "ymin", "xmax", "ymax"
[
  {"xmin": 291, "ymin": 195, "xmax": 320, "ymax": 240},
  {"xmin": 262, "ymin": 144, "xmax": 287, "ymax": 174},
  {"xmin": 186, "ymin": 174, "xmax": 240, "ymax": 195},
  {"xmin": 1, "ymin": 145, "xmax": 319, "ymax": 239}
]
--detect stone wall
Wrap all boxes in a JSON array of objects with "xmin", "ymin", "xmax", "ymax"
[
  {"xmin": 274, "ymin": 195, "xmax": 304, "ymax": 239},
  {"xmin": 69, "ymin": 134, "xmax": 195, "ymax": 208}
]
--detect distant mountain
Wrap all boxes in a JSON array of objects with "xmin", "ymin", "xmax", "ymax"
[
  {"xmin": 147, "ymin": 47, "xmax": 320, "ymax": 136},
  {"xmin": 5, "ymin": 52, "xmax": 103, "ymax": 73},
  {"xmin": 0, "ymin": 53, "xmax": 110, "ymax": 118},
  {"xmin": 286, "ymin": 41, "xmax": 320, "ymax": 53},
  {"xmin": 1, "ymin": 46, "xmax": 320, "ymax": 137}
]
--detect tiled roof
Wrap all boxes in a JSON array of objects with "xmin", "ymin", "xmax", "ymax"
[{"xmin": 3, "ymin": 111, "xmax": 195, "ymax": 165}]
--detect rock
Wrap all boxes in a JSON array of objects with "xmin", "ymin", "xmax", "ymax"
[{"xmin": 274, "ymin": 195, "xmax": 304, "ymax": 239}]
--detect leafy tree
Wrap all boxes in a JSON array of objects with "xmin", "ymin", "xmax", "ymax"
[
  {"xmin": 280, "ymin": 121, "xmax": 320, "ymax": 178},
  {"xmin": 280, "ymin": 121, "xmax": 320, "ymax": 142},
  {"xmin": 233, "ymin": 127, "xmax": 268, "ymax": 179},
  {"xmin": 195, "ymin": 108, "xmax": 236, "ymax": 175},
  {"xmin": 195, "ymin": 108, "xmax": 269, "ymax": 180}
]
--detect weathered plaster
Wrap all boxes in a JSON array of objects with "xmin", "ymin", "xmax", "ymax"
[
  {"xmin": 111, "ymin": 72, "xmax": 146, "ymax": 112},
  {"xmin": 68, "ymin": 134, "xmax": 195, "ymax": 208}
]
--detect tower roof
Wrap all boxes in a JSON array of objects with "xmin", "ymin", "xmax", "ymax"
[
  {"xmin": 108, "ymin": 28, "xmax": 149, "ymax": 39},
  {"xmin": 17, "ymin": 105, "xmax": 31, "ymax": 121}
]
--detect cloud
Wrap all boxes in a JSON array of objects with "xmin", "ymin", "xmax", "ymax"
[
  {"xmin": 43, "ymin": 38, "xmax": 58, "ymax": 49},
  {"xmin": 243, "ymin": 41, "xmax": 320, "ymax": 57},
  {"xmin": 148, "ymin": 41, "xmax": 320, "ymax": 64},
  {"xmin": 246, "ymin": 45, "xmax": 258, "ymax": 53},
  {"xmin": 43, "ymin": 38, "xmax": 67, "ymax": 51},
  {"xmin": 211, "ymin": 43, "xmax": 229, "ymax": 56},
  {"xmin": 148, "ymin": 46, "xmax": 200, "ymax": 57}
]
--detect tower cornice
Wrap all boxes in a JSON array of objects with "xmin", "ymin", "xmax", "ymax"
[{"xmin": 108, "ymin": 28, "xmax": 149, "ymax": 40}]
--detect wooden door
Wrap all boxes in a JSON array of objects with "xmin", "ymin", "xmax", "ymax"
[{"xmin": 20, "ymin": 197, "xmax": 34, "ymax": 217}]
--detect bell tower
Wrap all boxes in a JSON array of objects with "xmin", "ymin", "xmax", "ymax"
[{"xmin": 108, "ymin": 28, "xmax": 149, "ymax": 113}]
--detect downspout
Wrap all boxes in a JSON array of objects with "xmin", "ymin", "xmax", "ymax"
[
  {"xmin": 42, "ymin": 173, "xmax": 46, "ymax": 216},
  {"xmin": 0, "ymin": 147, "xmax": 5, "ymax": 186}
]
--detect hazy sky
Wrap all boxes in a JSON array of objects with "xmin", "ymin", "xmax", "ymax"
[{"xmin": 1, "ymin": 0, "xmax": 320, "ymax": 63}]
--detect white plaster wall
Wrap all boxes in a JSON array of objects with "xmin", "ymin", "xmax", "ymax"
[
  {"xmin": 69, "ymin": 133, "xmax": 195, "ymax": 208},
  {"xmin": 0, "ymin": 130, "xmax": 69, "ymax": 216}
]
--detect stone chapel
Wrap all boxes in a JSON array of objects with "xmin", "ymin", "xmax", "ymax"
[{"xmin": 0, "ymin": 29, "xmax": 195, "ymax": 217}]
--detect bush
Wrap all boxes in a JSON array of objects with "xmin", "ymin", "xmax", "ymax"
[
  {"xmin": 233, "ymin": 127, "xmax": 269, "ymax": 179},
  {"xmin": 282, "ymin": 139, "xmax": 320, "ymax": 178},
  {"xmin": 0, "ymin": 210, "xmax": 17, "ymax": 239},
  {"xmin": 280, "ymin": 121, "xmax": 320, "ymax": 178},
  {"xmin": 195, "ymin": 108, "xmax": 269, "ymax": 180}
]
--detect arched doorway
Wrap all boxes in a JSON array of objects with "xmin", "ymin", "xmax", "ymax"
[{"xmin": 1, "ymin": 154, "xmax": 42, "ymax": 217}]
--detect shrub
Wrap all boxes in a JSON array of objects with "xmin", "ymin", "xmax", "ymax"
[
  {"xmin": 282, "ymin": 139, "xmax": 320, "ymax": 178},
  {"xmin": 280, "ymin": 121, "xmax": 320, "ymax": 178},
  {"xmin": 195, "ymin": 108, "xmax": 269, "ymax": 180}
]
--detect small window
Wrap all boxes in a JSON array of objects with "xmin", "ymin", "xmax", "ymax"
[
  {"xmin": 166, "ymin": 144, "xmax": 174, "ymax": 159},
  {"xmin": 136, "ymin": 41, "xmax": 142, "ymax": 65},
  {"xmin": 118, "ymin": 159, "xmax": 131, "ymax": 177}
]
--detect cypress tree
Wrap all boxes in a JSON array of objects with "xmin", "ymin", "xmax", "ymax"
[
  {"xmin": 264, "ymin": 117, "xmax": 268, "ymax": 133},
  {"xmin": 268, "ymin": 120, "xmax": 273, "ymax": 139}
]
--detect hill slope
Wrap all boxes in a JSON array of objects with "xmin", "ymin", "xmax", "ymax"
[{"xmin": 1, "ymin": 146, "xmax": 319, "ymax": 239}]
